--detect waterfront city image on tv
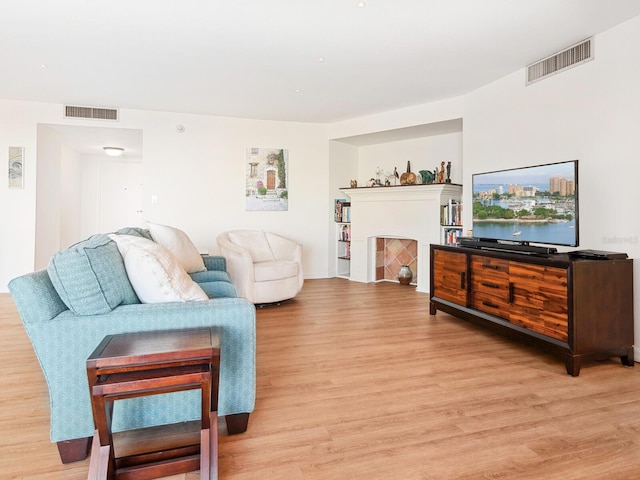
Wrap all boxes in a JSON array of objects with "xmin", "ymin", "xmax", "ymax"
[{"xmin": 472, "ymin": 160, "xmax": 578, "ymax": 247}]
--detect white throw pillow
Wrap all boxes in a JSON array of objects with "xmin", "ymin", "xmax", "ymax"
[
  {"xmin": 109, "ymin": 234, "xmax": 208, "ymax": 303},
  {"xmin": 228, "ymin": 230, "xmax": 275, "ymax": 263},
  {"xmin": 147, "ymin": 222, "xmax": 206, "ymax": 273}
]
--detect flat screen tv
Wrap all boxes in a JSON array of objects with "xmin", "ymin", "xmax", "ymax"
[{"xmin": 472, "ymin": 160, "xmax": 578, "ymax": 249}]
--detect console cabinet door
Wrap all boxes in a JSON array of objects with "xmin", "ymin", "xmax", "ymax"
[
  {"xmin": 508, "ymin": 261, "xmax": 569, "ymax": 341},
  {"xmin": 432, "ymin": 249, "xmax": 467, "ymax": 306},
  {"xmin": 470, "ymin": 255, "xmax": 510, "ymax": 319}
]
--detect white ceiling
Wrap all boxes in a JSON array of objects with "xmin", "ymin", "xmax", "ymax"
[
  {"xmin": 2, "ymin": 1, "xmax": 640, "ymax": 124},
  {"xmin": 41, "ymin": 124, "xmax": 143, "ymax": 157}
]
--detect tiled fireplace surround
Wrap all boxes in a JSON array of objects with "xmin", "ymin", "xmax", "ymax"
[{"xmin": 376, "ymin": 238, "xmax": 418, "ymax": 285}]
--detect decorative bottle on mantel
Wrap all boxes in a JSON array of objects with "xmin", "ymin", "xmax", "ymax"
[{"xmin": 398, "ymin": 265, "xmax": 413, "ymax": 285}]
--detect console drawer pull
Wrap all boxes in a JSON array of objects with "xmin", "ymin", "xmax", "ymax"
[
  {"xmin": 509, "ymin": 282, "xmax": 514, "ymax": 304},
  {"xmin": 482, "ymin": 282, "xmax": 499, "ymax": 289},
  {"xmin": 482, "ymin": 301, "xmax": 499, "ymax": 309},
  {"xmin": 482, "ymin": 264, "xmax": 499, "ymax": 270},
  {"xmin": 460, "ymin": 272, "xmax": 466, "ymax": 290}
]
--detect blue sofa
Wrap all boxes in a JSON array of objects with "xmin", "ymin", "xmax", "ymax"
[{"xmin": 8, "ymin": 228, "xmax": 256, "ymax": 463}]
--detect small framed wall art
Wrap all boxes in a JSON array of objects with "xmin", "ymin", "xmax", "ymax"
[{"xmin": 8, "ymin": 146, "xmax": 24, "ymax": 189}]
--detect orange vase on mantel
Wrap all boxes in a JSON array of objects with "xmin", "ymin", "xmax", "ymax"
[{"xmin": 400, "ymin": 161, "xmax": 416, "ymax": 185}]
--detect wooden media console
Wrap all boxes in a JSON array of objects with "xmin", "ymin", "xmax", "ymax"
[{"xmin": 429, "ymin": 244, "xmax": 634, "ymax": 376}]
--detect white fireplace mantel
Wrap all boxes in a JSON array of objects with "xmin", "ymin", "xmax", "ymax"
[{"xmin": 340, "ymin": 183, "xmax": 462, "ymax": 293}]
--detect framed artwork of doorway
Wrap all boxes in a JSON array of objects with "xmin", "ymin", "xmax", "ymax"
[{"xmin": 245, "ymin": 147, "xmax": 288, "ymax": 211}]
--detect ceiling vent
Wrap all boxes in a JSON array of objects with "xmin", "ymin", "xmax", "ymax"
[
  {"xmin": 526, "ymin": 38, "xmax": 593, "ymax": 85},
  {"xmin": 64, "ymin": 105, "xmax": 119, "ymax": 121}
]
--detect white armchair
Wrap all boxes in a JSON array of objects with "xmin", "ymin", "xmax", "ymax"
[{"xmin": 217, "ymin": 230, "xmax": 303, "ymax": 304}]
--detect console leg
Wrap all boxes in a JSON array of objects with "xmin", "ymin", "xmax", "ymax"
[
  {"xmin": 621, "ymin": 348, "xmax": 635, "ymax": 367},
  {"xmin": 56, "ymin": 437, "xmax": 91, "ymax": 463},
  {"xmin": 429, "ymin": 302, "xmax": 437, "ymax": 316},
  {"xmin": 565, "ymin": 355, "xmax": 581, "ymax": 377},
  {"xmin": 225, "ymin": 413, "xmax": 250, "ymax": 435}
]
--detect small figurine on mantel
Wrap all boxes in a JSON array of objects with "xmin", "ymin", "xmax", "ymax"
[
  {"xmin": 446, "ymin": 161, "xmax": 452, "ymax": 183},
  {"xmin": 350, "ymin": 179, "xmax": 358, "ymax": 188},
  {"xmin": 438, "ymin": 161, "xmax": 446, "ymax": 183}
]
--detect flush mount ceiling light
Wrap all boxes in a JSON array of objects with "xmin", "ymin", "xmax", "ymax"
[{"xmin": 103, "ymin": 146, "xmax": 124, "ymax": 157}]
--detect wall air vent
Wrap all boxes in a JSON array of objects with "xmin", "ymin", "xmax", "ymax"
[
  {"xmin": 64, "ymin": 105, "xmax": 119, "ymax": 121},
  {"xmin": 526, "ymin": 38, "xmax": 593, "ymax": 85}
]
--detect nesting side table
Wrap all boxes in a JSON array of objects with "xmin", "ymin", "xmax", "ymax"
[{"xmin": 86, "ymin": 328, "xmax": 220, "ymax": 480}]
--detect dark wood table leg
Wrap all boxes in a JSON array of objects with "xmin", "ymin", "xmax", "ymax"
[{"xmin": 87, "ymin": 431, "xmax": 111, "ymax": 480}]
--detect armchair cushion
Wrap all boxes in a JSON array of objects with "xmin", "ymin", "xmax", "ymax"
[
  {"xmin": 228, "ymin": 230, "xmax": 274, "ymax": 263},
  {"xmin": 147, "ymin": 222, "xmax": 206, "ymax": 273},
  {"xmin": 109, "ymin": 234, "xmax": 208, "ymax": 303},
  {"xmin": 47, "ymin": 234, "xmax": 139, "ymax": 316},
  {"xmin": 254, "ymin": 260, "xmax": 299, "ymax": 282}
]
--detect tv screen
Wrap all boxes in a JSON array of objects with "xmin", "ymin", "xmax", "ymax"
[{"xmin": 472, "ymin": 160, "xmax": 579, "ymax": 247}]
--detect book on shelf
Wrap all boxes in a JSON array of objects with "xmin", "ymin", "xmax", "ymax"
[
  {"xmin": 334, "ymin": 199, "xmax": 351, "ymax": 223},
  {"xmin": 342, "ymin": 205, "xmax": 351, "ymax": 223},
  {"xmin": 443, "ymin": 227, "xmax": 462, "ymax": 245},
  {"xmin": 441, "ymin": 198, "xmax": 462, "ymax": 226},
  {"xmin": 338, "ymin": 224, "xmax": 351, "ymax": 241},
  {"xmin": 338, "ymin": 239, "xmax": 351, "ymax": 260}
]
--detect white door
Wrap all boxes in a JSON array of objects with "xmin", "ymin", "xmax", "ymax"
[{"xmin": 98, "ymin": 161, "xmax": 144, "ymax": 232}]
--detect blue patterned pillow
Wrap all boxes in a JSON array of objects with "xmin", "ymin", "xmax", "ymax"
[
  {"xmin": 47, "ymin": 234, "xmax": 139, "ymax": 315},
  {"xmin": 116, "ymin": 227, "xmax": 153, "ymax": 241}
]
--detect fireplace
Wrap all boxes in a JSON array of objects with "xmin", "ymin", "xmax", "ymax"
[{"xmin": 340, "ymin": 183, "xmax": 462, "ymax": 293}]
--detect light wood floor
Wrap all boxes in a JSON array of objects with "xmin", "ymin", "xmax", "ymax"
[{"xmin": 2, "ymin": 278, "xmax": 640, "ymax": 479}]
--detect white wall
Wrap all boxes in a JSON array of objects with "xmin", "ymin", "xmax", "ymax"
[
  {"xmin": 357, "ymin": 132, "xmax": 463, "ymax": 186},
  {"xmin": 58, "ymin": 144, "xmax": 82, "ymax": 251},
  {"xmin": 0, "ymin": 102, "xmax": 330, "ymax": 291},
  {"xmin": 463, "ymin": 15, "xmax": 640, "ymax": 358},
  {"xmin": 34, "ymin": 124, "xmax": 63, "ymax": 269}
]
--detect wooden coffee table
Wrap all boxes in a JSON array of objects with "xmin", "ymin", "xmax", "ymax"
[{"xmin": 86, "ymin": 328, "xmax": 220, "ymax": 480}]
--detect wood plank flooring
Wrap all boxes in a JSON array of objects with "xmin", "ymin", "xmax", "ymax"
[{"xmin": 2, "ymin": 278, "xmax": 640, "ymax": 479}]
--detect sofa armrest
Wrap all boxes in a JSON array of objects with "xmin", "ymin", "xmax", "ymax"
[
  {"xmin": 9, "ymin": 270, "xmax": 69, "ymax": 324},
  {"xmin": 202, "ymin": 255, "xmax": 227, "ymax": 272}
]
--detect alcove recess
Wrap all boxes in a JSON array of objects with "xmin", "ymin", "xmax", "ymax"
[{"xmin": 329, "ymin": 117, "xmax": 463, "ymax": 292}]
